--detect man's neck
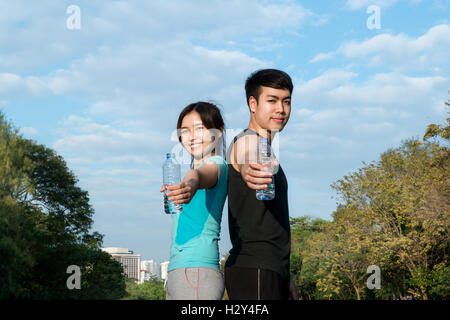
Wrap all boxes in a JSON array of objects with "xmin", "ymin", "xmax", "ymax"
[{"xmin": 248, "ymin": 119, "xmax": 275, "ymax": 144}]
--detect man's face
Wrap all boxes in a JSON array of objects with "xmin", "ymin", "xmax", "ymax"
[{"xmin": 249, "ymin": 86, "xmax": 291, "ymax": 132}]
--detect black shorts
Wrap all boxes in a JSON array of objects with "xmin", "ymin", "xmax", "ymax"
[{"xmin": 224, "ymin": 266, "xmax": 289, "ymax": 300}]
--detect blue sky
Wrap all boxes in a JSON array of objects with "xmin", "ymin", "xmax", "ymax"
[{"xmin": 1, "ymin": 0, "xmax": 449, "ymax": 264}]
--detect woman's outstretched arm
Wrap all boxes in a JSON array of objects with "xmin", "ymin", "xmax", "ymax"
[{"xmin": 160, "ymin": 161, "xmax": 219, "ymax": 204}]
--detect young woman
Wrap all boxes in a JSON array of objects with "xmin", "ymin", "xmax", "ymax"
[{"xmin": 160, "ymin": 101, "xmax": 228, "ymax": 300}]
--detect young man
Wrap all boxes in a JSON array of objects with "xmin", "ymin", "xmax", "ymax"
[{"xmin": 225, "ymin": 69, "xmax": 299, "ymax": 300}]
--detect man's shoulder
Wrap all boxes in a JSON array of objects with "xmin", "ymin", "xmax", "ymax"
[
  {"xmin": 227, "ymin": 129, "xmax": 259, "ymax": 172},
  {"xmin": 229, "ymin": 128, "xmax": 259, "ymax": 152}
]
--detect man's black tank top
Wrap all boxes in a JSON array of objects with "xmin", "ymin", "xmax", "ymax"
[{"xmin": 225, "ymin": 128, "xmax": 291, "ymax": 278}]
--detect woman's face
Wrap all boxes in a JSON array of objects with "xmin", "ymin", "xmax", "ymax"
[{"xmin": 179, "ymin": 111, "xmax": 222, "ymax": 159}]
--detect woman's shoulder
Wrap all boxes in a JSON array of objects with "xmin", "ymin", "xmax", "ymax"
[
  {"xmin": 200, "ymin": 156, "xmax": 228, "ymax": 189},
  {"xmin": 203, "ymin": 155, "xmax": 228, "ymax": 167}
]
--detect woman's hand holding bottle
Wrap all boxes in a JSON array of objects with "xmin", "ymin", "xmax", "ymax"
[{"xmin": 160, "ymin": 169, "xmax": 200, "ymax": 205}]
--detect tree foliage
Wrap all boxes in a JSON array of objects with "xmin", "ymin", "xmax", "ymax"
[
  {"xmin": 123, "ymin": 278, "xmax": 166, "ymax": 300},
  {"xmin": 291, "ymin": 97, "xmax": 449, "ymax": 300},
  {"xmin": 0, "ymin": 112, "xmax": 127, "ymax": 299}
]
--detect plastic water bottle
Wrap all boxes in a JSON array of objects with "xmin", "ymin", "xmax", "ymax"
[
  {"xmin": 256, "ymin": 137, "xmax": 275, "ymax": 200},
  {"xmin": 162, "ymin": 153, "xmax": 183, "ymax": 214}
]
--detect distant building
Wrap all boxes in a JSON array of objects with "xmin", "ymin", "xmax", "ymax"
[
  {"xmin": 102, "ymin": 247, "xmax": 141, "ymax": 282},
  {"xmin": 140, "ymin": 260, "xmax": 158, "ymax": 283},
  {"xmin": 160, "ymin": 261, "xmax": 169, "ymax": 281}
]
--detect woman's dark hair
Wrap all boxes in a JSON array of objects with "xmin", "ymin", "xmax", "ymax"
[
  {"xmin": 177, "ymin": 101, "xmax": 226, "ymax": 166},
  {"xmin": 245, "ymin": 69, "xmax": 293, "ymax": 106}
]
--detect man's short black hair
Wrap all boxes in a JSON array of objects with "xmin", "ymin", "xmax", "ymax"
[{"xmin": 245, "ymin": 69, "xmax": 293, "ymax": 106}]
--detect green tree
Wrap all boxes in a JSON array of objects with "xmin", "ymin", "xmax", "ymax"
[
  {"xmin": 123, "ymin": 277, "xmax": 166, "ymax": 300},
  {"xmin": 0, "ymin": 112, "xmax": 127, "ymax": 299},
  {"xmin": 294, "ymin": 98, "xmax": 449, "ymax": 300},
  {"xmin": 289, "ymin": 216, "xmax": 328, "ymax": 300},
  {"xmin": 0, "ymin": 200, "xmax": 36, "ymax": 299},
  {"xmin": 330, "ymin": 136, "xmax": 449, "ymax": 299},
  {"xmin": 423, "ymin": 91, "xmax": 449, "ymax": 142}
]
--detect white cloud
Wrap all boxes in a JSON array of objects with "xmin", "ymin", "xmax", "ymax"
[
  {"xmin": 53, "ymin": 115, "xmax": 169, "ymax": 159},
  {"xmin": 0, "ymin": 73, "xmax": 49, "ymax": 98},
  {"xmin": 294, "ymin": 69, "xmax": 359, "ymax": 104},
  {"xmin": 309, "ymin": 52, "xmax": 335, "ymax": 64},
  {"xmin": 344, "ymin": 0, "xmax": 424, "ymax": 9},
  {"xmin": 295, "ymin": 69, "xmax": 448, "ymax": 110},
  {"xmin": 339, "ymin": 24, "xmax": 450, "ymax": 67},
  {"xmin": 432, "ymin": 98, "xmax": 450, "ymax": 116},
  {"xmin": 297, "ymin": 108, "xmax": 314, "ymax": 117},
  {"xmin": 344, "ymin": 0, "xmax": 398, "ymax": 10},
  {"xmin": 46, "ymin": 41, "xmax": 267, "ymax": 120},
  {"xmin": 330, "ymin": 73, "xmax": 447, "ymax": 106},
  {"xmin": 285, "ymin": 68, "xmax": 448, "ymax": 164},
  {"xmin": 0, "ymin": 0, "xmax": 317, "ymax": 73},
  {"xmin": 310, "ymin": 108, "xmax": 345, "ymax": 122},
  {"xmin": 353, "ymin": 121, "xmax": 395, "ymax": 135},
  {"xmin": 19, "ymin": 127, "xmax": 38, "ymax": 137},
  {"xmin": 311, "ymin": 24, "xmax": 450, "ymax": 71}
]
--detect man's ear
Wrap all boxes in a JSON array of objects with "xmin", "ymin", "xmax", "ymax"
[{"xmin": 248, "ymin": 96, "xmax": 257, "ymax": 114}]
